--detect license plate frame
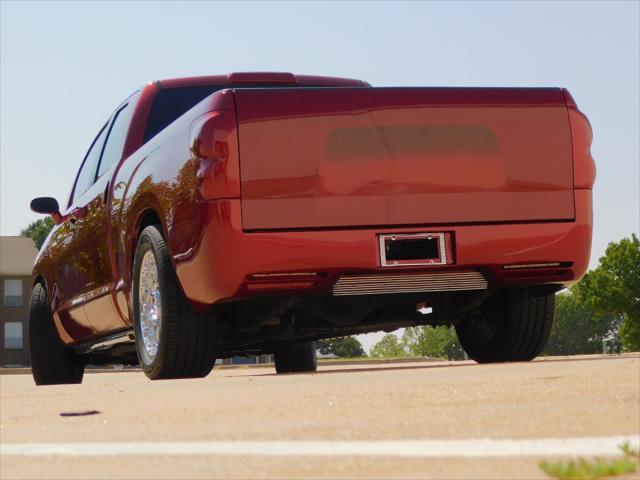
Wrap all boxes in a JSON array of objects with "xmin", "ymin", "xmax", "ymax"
[{"xmin": 379, "ymin": 232, "xmax": 448, "ymax": 267}]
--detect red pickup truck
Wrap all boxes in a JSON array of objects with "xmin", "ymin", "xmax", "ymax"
[{"xmin": 29, "ymin": 72, "xmax": 595, "ymax": 384}]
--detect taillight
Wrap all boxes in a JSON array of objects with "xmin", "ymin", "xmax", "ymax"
[
  {"xmin": 564, "ymin": 89, "xmax": 596, "ymax": 189},
  {"xmin": 190, "ymin": 110, "xmax": 240, "ymax": 199}
]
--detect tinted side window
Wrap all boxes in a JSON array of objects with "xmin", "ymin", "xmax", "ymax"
[
  {"xmin": 73, "ymin": 124, "xmax": 108, "ymax": 202},
  {"xmin": 144, "ymin": 86, "xmax": 220, "ymax": 143},
  {"xmin": 97, "ymin": 102, "xmax": 134, "ymax": 178}
]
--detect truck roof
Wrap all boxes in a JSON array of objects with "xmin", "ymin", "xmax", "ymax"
[
  {"xmin": 123, "ymin": 73, "xmax": 368, "ymax": 160},
  {"xmin": 152, "ymin": 72, "xmax": 368, "ymax": 89}
]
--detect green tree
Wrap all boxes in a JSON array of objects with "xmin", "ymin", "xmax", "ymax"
[
  {"xmin": 402, "ymin": 326, "xmax": 465, "ymax": 360},
  {"xmin": 543, "ymin": 292, "xmax": 621, "ymax": 356},
  {"xmin": 20, "ymin": 217, "xmax": 55, "ymax": 250},
  {"xmin": 317, "ymin": 336, "xmax": 366, "ymax": 357},
  {"xmin": 370, "ymin": 333, "xmax": 407, "ymax": 358},
  {"xmin": 574, "ymin": 234, "xmax": 640, "ymax": 352}
]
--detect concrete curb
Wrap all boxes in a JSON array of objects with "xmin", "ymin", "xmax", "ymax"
[
  {"xmin": 2, "ymin": 353, "xmax": 636, "ymax": 375},
  {"xmin": 0, "ymin": 357, "xmax": 444, "ymax": 375}
]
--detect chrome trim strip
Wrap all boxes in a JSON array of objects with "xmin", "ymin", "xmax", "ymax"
[
  {"xmin": 332, "ymin": 271, "xmax": 487, "ymax": 296},
  {"xmin": 67, "ymin": 285, "xmax": 111, "ymax": 308},
  {"xmin": 378, "ymin": 234, "xmax": 386, "ymax": 265},
  {"xmin": 76, "ymin": 330, "xmax": 135, "ymax": 354},
  {"xmin": 502, "ymin": 263, "xmax": 562, "ymax": 270},
  {"xmin": 251, "ymin": 272, "xmax": 319, "ymax": 278},
  {"xmin": 439, "ymin": 234, "xmax": 447, "ymax": 264}
]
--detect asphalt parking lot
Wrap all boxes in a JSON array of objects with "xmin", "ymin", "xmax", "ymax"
[{"xmin": 1, "ymin": 354, "xmax": 639, "ymax": 479}]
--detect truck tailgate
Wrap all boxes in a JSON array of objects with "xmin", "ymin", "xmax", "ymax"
[{"xmin": 235, "ymin": 88, "xmax": 574, "ymax": 230}]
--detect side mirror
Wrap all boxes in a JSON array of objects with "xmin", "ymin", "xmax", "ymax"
[{"xmin": 30, "ymin": 197, "xmax": 62, "ymax": 223}]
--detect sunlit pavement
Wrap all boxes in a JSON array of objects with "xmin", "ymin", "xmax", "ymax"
[{"xmin": 1, "ymin": 354, "xmax": 639, "ymax": 479}]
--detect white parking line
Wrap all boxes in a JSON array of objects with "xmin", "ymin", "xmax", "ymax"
[{"xmin": 2, "ymin": 436, "xmax": 638, "ymax": 458}]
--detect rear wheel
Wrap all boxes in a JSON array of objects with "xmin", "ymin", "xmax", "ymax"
[
  {"xmin": 274, "ymin": 341, "xmax": 318, "ymax": 373},
  {"xmin": 455, "ymin": 287, "xmax": 555, "ymax": 363},
  {"xmin": 29, "ymin": 283, "xmax": 84, "ymax": 385},
  {"xmin": 132, "ymin": 225, "xmax": 216, "ymax": 380}
]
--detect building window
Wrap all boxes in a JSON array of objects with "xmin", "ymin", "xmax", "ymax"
[
  {"xmin": 3, "ymin": 279, "xmax": 23, "ymax": 307},
  {"xmin": 4, "ymin": 322, "xmax": 23, "ymax": 349}
]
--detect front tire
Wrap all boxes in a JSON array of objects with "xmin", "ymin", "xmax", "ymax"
[
  {"xmin": 132, "ymin": 225, "xmax": 216, "ymax": 380},
  {"xmin": 29, "ymin": 283, "xmax": 84, "ymax": 385},
  {"xmin": 275, "ymin": 341, "xmax": 318, "ymax": 373},
  {"xmin": 455, "ymin": 287, "xmax": 555, "ymax": 363}
]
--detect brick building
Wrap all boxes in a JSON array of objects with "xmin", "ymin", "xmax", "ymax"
[{"xmin": 0, "ymin": 237, "xmax": 37, "ymax": 366}]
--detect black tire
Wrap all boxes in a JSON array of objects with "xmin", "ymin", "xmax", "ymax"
[
  {"xmin": 132, "ymin": 225, "xmax": 216, "ymax": 380},
  {"xmin": 274, "ymin": 341, "xmax": 318, "ymax": 373},
  {"xmin": 29, "ymin": 283, "xmax": 84, "ymax": 385},
  {"xmin": 455, "ymin": 287, "xmax": 555, "ymax": 363}
]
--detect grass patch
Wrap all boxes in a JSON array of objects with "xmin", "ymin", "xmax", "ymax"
[
  {"xmin": 317, "ymin": 356, "xmax": 420, "ymax": 362},
  {"xmin": 317, "ymin": 356, "xmax": 372, "ymax": 362},
  {"xmin": 539, "ymin": 443, "xmax": 639, "ymax": 479}
]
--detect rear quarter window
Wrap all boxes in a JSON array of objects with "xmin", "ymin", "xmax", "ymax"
[
  {"xmin": 143, "ymin": 86, "xmax": 221, "ymax": 143},
  {"xmin": 142, "ymin": 83, "xmax": 307, "ymax": 145}
]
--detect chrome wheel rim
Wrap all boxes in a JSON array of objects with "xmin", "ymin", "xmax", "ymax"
[{"xmin": 139, "ymin": 250, "xmax": 161, "ymax": 361}]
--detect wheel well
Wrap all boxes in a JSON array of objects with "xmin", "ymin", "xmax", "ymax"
[
  {"xmin": 33, "ymin": 275, "xmax": 46, "ymax": 290},
  {"xmin": 133, "ymin": 210, "xmax": 163, "ymax": 262},
  {"xmin": 138, "ymin": 210, "xmax": 162, "ymax": 236}
]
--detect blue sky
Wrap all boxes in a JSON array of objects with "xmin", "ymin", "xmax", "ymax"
[{"xmin": 1, "ymin": 1, "xmax": 639, "ymax": 349}]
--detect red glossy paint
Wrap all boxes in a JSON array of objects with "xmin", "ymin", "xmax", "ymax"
[
  {"xmin": 235, "ymin": 88, "xmax": 575, "ymax": 230},
  {"xmin": 175, "ymin": 190, "xmax": 592, "ymax": 308},
  {"xmin": 191, "ymin": 107, "xmax": 241, "ymax": 200},
  {"xmin": 31, "ymin": 73, "xmax": 594, "ymax": 346}
]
